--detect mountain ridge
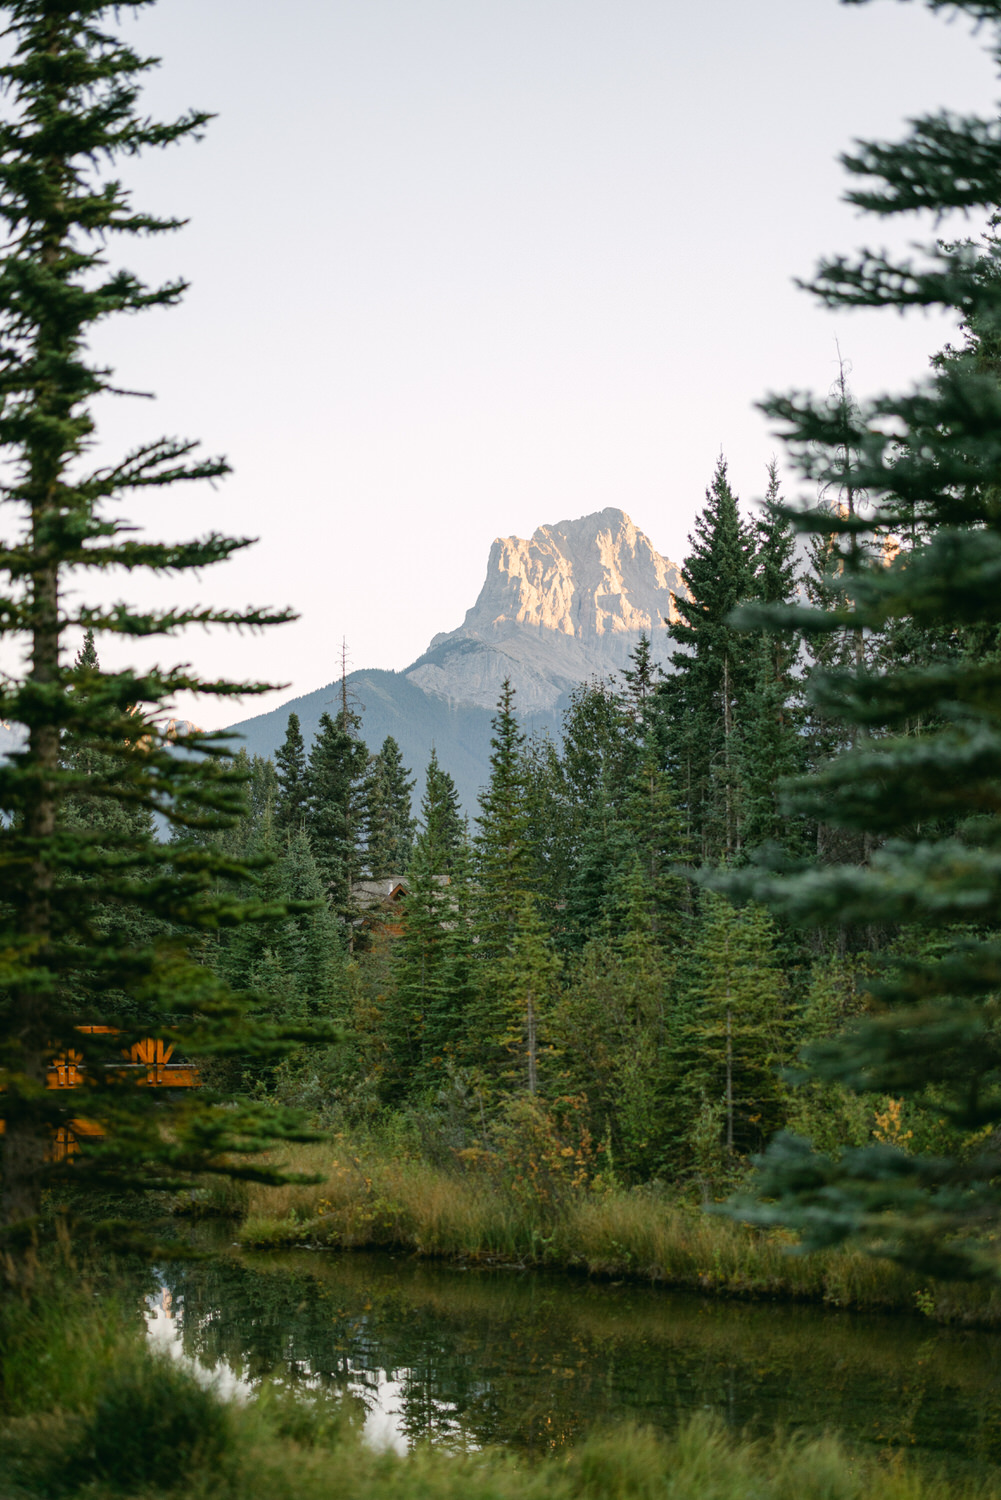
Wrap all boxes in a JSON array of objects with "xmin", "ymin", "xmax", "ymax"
[
  {"xmin": 405, "ymin": 507, "xmax": 681, "ymax": 710},
  {"xmin": 226, "ymin": 508, "xmax": 681, "ymax": 809}
]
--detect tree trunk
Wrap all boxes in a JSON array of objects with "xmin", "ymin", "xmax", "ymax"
[
  {"xmin": 725, "ymin": 1002, "xmax": 734, "ymax": 1158},
  {"xmin": 1, "ymin": 537, "xmax": 60, "ymax": 1229},
  {"xmin": 526, "ymin": 990, "xmax": 537, "ymax": 1096},
  {"xmin": 722, "ymin": 650, "xmax": 736, "ymax": 859}
]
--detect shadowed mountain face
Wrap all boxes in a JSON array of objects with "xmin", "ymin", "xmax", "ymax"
[{"xmin": 226, "ymin": 510, "xmax": 681, "ymax": 811}]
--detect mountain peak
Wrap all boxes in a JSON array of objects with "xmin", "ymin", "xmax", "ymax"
[
  {"xmin": 407, "ymin": 509, "xmax": 682, "ymax": 709},
  {"xmin": 226, "ymin": 507, "xmax": 685, "ymax": 813},
  {"xmin": 463, "ymin": 508, "xmax": 680, "ymax": 642}
]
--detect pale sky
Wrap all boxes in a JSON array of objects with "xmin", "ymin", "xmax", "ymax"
[{"xmin": 70, "ymin": 0, "xmax": 999, "ymax": 728}]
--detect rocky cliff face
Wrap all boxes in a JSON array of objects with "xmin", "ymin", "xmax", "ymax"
[
  {"xmin": 405, "ymin": 508, "xmax": 683, "ymax": 710},
  {"xmin": 227, "ymin": 507, "xmax": 685, "ymax": 811}
]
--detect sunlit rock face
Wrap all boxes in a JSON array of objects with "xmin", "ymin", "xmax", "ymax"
[{"xmin": 405, "ymin": 508, "xmax": 684, "ymax": 710}]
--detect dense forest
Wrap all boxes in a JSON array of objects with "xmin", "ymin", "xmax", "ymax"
[{"xmin": 153, "ymin": 422, "xmax": 968, "ymax": 1207}]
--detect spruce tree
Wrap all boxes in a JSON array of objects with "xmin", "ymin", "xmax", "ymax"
[
  {"xmin": 490, "ymin": 891, "xmax": 560, "ymax": 1095},
  {"xmin": 619, "ymin": 633, "xmax": 664, "ymax": 734},
  {"xmin": 386, "ymin": 828, "xmax": 474, "ymax": 1098},
  {"xmin": 248, "ymin": 754, "xmax": 279, "ymax": 831},
  {"xmin": 274, "ymin": 712, "xmax": 309, "ymax": 838},
  {"xmin": 683, "ymin": 892, "xmax": 787, "ymax": 1161},
  {"xmin": 0, "ymin": 0, "xmax": 312, "ymax": 1234},
  {"xmin": 722, "ymin": 0, "xmax": 1001, "ymax": 1277},
  {"xmin": 362, "ymin": 735, "xmax": 416, "ymax": 878},
  {"xmin": 617, "ymin": 744, "xmax": 691, "ymax": 946},
  {"xmin": 663, "ymin": 456, "xmax": 756, "ymax": 863},
  {"xmin": 417, "ymin": 747, "xmax": 466, "ymax": 874},
  {"xmin": 471, "ymin": 681, "xmax": 551, "ymax": 1088},
  {"xmin": 554, "ymin": 867, "xmax": 677, "ymax": 1179},
  {"xmin": 277, "ymin": 828, "xmax": 343, "ymax": 1019},
  {"xmin": 306, "ymin": 710, "xmax": 367, "ymax": 919},
  {"xmin": 218, "ymin": 798, "xmax": 290, "ymax": 1021},
  {"xmin": 59, "ymin": 631, "xmax": 163, "ymax": 1032},
  {"xmin": 736, "ymin": 464, "xmax": 805, "ymax": 853},
  {"xmin": 382, "ymin": 749, "xmax": 472, "ymax": 1096},
  {"xmin": 473, "ymin": 681, "xmax": 535, "ymax": 944},
  {"xmin": 527, "ymin": 679, "xmax": 631, "ymax": 947},
  {"xmin": 563, "ymin": 781, "xmax": 635, "ymax": 948}
]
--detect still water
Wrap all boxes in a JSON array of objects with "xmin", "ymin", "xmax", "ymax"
[{"xmin": 146, "ymin": 1248, "xmax": 1001, "ymax": 1472}]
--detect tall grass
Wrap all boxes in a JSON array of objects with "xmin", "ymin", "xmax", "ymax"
[
  {"xmin": 0, "ymin": 1262, "xmax": 125, "ymax": 1417},
  {"xmin": 224, "ymin": 1136, "xmax": 1001, "ymax": 1322},
  {"xmin": 204, "ymin": 1410, "xmax": 1001, "ymax": 1500}
]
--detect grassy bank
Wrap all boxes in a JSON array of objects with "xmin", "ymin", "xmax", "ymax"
[
  {"xmin": 2, "ymin": 1276, "xmax": 998, "ymax": 1500},
  {"xmin": 217, "ymin": 1137, "xmax": 1001, "ymax": 1324}
]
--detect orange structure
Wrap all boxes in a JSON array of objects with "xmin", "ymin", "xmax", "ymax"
[
  {"xmin": 51, "ymin": 1027, "xmax": 199, "ymax": 1090},
  {"xmin": 3, "ymin": 1025, "xmax": 198, "ymax": 1158}
]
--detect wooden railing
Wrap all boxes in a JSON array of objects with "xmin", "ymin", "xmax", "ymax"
[
  {"xmin": 3, "ymin": 1025, "xmax": 198, "ymax": 1158},
  {"xmin": 51, "ymin": 1027, "xmax": 199, "ymax": 1089}
]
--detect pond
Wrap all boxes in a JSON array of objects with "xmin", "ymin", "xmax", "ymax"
[{"xmin": 147, "ymin": 1248, "xmax": 1001, "ymax": 1473}]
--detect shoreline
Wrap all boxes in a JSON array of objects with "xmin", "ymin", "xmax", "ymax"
[{"xmin": 196, "ymin": 1137, "xmax": 1001, "ymax": 1328}]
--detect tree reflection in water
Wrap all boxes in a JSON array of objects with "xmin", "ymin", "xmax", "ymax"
[{"xmin": 146, "ymin": 1249, "xmax": 1001, "ymax": 1475}]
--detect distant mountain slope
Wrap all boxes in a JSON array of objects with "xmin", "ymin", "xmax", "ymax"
[
  {"xmin": 224, "ymin": 668, "xmax": 566, "ymax": 816},
  {"xmin": 225, "ymin": 509, "xmax": 681, "ymax": 811}
]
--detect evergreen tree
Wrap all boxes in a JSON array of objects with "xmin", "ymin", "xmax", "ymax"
[
  {"xmin": 526, "ymin": 679, "xmax": 631, "ymax": 947},
  {"xmin": 797, "ymin": 366, "xmax": 888, "ymax": 872},
  {"xmin": 218, "ymin": 797, "xmax": 290, "ymax": 1016},
  {"xmin": 554, "ymin": 869, "xmax": 676, "ymax": 1179},
  {"xmin": 274, "ymin": 712, "xmax": 309, "ymax": 837},
  {"xmin": 470, "ymin": 681, "xmax": 552, "ymax": 1087},
  {"xmin": 722, "ymin": 0, "xmax": 1001, "ymax": 1277},
  {"xmin": 59, "ymin": 632, "xmax": 162, "ymax": 1031},
  {"xmin": 61, "ymin": 631, "xmax": 155, "ymax": 849},
  {"xmin": 381, "ymin": 750, "xmax": 472, "ymax": 1097},
  {"xmin": 247, "ymin": 753, "xmax": 279, "ymax": 831},
  {"xmin": 211, "ymin": 803, "xmax": 343, "ymax": 1105},
  {"xmin": 662, "ymin": 456, "xmax": 756, "ymax": 863},
  {"xmin": 563, "ymin": 780, "xmax": 636, "ymax": 948},
  {"xmin": 306, "ymin": 710, "xmax": 368, "ymax": 919},
  {"xmin": 490, "ymin": 891, "xmax": 560, "ymax": 1095},
  {"xmin": 619, "ymin": 633, "xmax": 664, "ymax": 735},
  {"xmin": 473, "ymin": 681, "xmax": 535, "ymax": 945},
  {"xmin": 683, "ymin": 892, "xmax": 788, "ymax": 1161},
  {"xmin": 0, "ymin": 0, "xmax": 312, "ymax": 1234},
  {"xmin": 616, "ymin": 744, "xmax": 691, "ymax": 946},
  {"xmin": 277, "ymin": 828, "xmax": 344, "ymax": 1018},
  {"xmin": 76, "ymin": 629, "xmax": 98, "ymax": 673},
  {"xmin": 362, "ymin": 735, "xmax": 416, "ymax": 878},
  {"xmin": 417, "ymin": 747, "xmax": 466, "ymax": 874},
  {"xmin": 386, "ymin": 831, "xmax": 475, "ymax": 1099},
  {"xmin": 735, "ymin": 464, "xmax": 805, "ymax": 853}
]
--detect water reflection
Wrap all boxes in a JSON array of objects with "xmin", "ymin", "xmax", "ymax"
[
  {"xmin": 146, "ymin": 1249, "xmax": 1001, "ymax": 1474},
  {"xmin": 145, "ymin": 1277, "xmax": 255, "ymax": 1403},
  {"xmin": 143, "ymin": 1271, "xmax": 464, "ymax": 1452}
]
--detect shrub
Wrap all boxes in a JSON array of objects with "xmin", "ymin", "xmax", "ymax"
[{"xmin": 70, "ymin": 1355, "xmax": 231, "ymax": 1493}]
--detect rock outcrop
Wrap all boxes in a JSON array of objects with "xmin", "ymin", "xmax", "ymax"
[
  {"xmin": 227, "ymin": 507, "xmax": 684, "ymax": 811},
  {"xmin": 405, "ymin": 508, "xmax": 682, "ymax": 710}
]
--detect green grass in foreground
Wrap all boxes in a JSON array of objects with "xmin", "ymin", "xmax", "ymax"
[
  {"xmin": 2, "ymin": 1274, "xmax": 998, "ymax": 1500},
  {"xmin": 220, "ymin": 1137, "xmax": 1001, "ymax": 1324}
]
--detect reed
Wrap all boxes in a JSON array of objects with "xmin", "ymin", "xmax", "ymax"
[
  {"xmin": 7, "ymin": 1375, "xmax": 999, "ymax": 1500},
  {"xmin": 217, "ymin": 1408, "xmax": 1001, "ymax": 1500},
  {"xmin": 229, "ymin": 1137, "xmax": 992, "ymax": 1319}
]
